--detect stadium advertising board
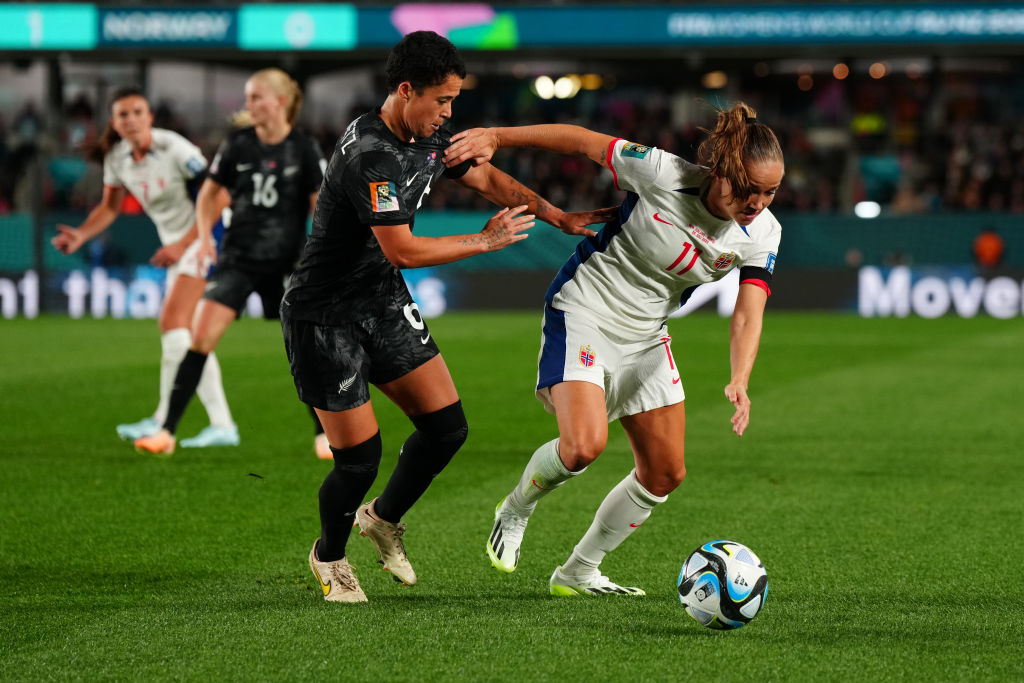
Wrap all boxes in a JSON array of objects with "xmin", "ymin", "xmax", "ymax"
[
  {"xmin": 4, "ymin": 3, "xmax": 1024, "ymax": 51},
  {"xmin": 98, "ymin": 7, "xmax": 236, "ymax": 47},
  {"xmin": 236, "ymin": 4, "xmax": 356, "ymax": 50},
  {"xmin": 0, "ymin": 4, "xmax": 97, "ymax": 49},
  {"xmin": 858, "ymin": 266, "xmax": 1024, "ymax": 319},
  {"xmin": 4, "ymin": 266, "xmax": 1024, "ymax": 320}
]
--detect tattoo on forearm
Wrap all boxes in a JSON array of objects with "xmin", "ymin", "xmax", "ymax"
[{"xmin": 457, "ymin": 232, "xmax": 502, "ymax": 251}]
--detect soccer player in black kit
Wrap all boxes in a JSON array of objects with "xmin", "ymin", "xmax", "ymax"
[
  {"xmin": 135, "ymin": 68, "xmax": 327, "ymax": 456},
  {"xmin": 282, "ymin": 31, "xmax": 615, "ymax": 603}
]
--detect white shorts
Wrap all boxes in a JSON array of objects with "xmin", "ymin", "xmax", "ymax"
[
  {"xmin": 165, "ymin": 239, "xmax": 211, "ymax": 292},
  {"xmin": 535, "ymin": 305, "xmax": 685, "ymax": 422}
]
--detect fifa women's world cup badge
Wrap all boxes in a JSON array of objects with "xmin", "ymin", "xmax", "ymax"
[
  {"xmin": 579, "ymin": 345, "xmax": 596, "ymax": 368},
  {"xmin": 370, "ymin": 181, "xmax": 400, "ymax": 212}
]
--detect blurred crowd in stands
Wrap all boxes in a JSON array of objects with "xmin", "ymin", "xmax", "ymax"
[{"xmin": 2, "ymin": 63, "xmax": 1023, "ymax": 217}]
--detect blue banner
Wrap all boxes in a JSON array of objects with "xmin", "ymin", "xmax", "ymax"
[{"xmin": 98, "ymin": 7, "xmax": 235, "ymax": 47}]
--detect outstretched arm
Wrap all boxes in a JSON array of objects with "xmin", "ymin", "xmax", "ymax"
[
  {"xmin": 454, "ymin": 162, "xmax": 615, "ymax": 238},
  {"xmin": 444, "ymin": 125, "xmax": 616, "ymax": 169},
  {"xmin": 51, "ymin": 184, "xmax": 125, "ymax": 255},
  {"xmin": 373, "ymin": 205, "xmax": 534, "ymax": 269},
  {"xmin": 724, "ymin": 282, "xmax": 769, "ymax": 437}
]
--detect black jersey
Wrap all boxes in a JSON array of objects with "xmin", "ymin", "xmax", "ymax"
[
  {"xmin": 283, "ymin": 109, "xmax": 471, "ymax": 324},
  {"xmin": 209, "ymin": 127, "xmax": 325, "ymax": 273}
]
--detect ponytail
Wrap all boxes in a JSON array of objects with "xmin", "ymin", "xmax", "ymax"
[
  {"xmin": 697, "ymin": 102, "xmax": 782, "ymax": 201},
  {"xmin": 88, "ymin": 123, "xmax": 121, "ymax": 163}
]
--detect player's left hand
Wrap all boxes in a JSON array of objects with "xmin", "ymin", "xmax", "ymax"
[
  {"xmin": 553, "ymin": 207, "xmax": 618, "ymax": 237},
  {"xmin": 444, "ymin": 128, "xmax": 499, "ymax": 167},
  {"xmin": 724, "ymin": 383, "xmax": 750, "ymax": 437},
  {"xmin": 150, "ymin": 240, "xmax": 186, "ymax": 267}
]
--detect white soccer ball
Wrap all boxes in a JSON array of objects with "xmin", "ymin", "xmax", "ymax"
[{"xmin": 677, "ymin": 539, "xmax": 769, "ymax": 630}]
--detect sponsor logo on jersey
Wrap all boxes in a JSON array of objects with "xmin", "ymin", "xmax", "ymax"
[
  {"xmin": 427, "ymin": 151, "xmax": 437, "ymax": 164},
  {"xmin": 579, "ymin": 345, "xmax": 596, "ymax": 368},
  {"xmin": 370, "ymin": 181, "xmax": 400, "ymax": 212},
  {"xmin": 713, "ymin": 252, "xmax": 737, "ymax": 270},
  {"xmin": 766, "ymin": 252, "xmax": 776, "ymax": 274},
  {"xmin": 621, "ymin": 142, "xmax": 651, "ymax": 159}
]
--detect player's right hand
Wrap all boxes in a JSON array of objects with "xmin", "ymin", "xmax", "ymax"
[
  {"xmin": 479, "ymin": 205, "xmax": 534, "ymax": 251},
  {"xmin": 51, "ymin": 225, "xmax": 84, "ymax": 255},
  {"xmin": 444, "ymin": 128, "xmax": 499, "ymax": 167},
  {"xmin": 197, "ymin": 236, "xmax": 217, "ymax": 267}
]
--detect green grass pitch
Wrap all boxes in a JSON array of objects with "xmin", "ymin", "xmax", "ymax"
[{"xmin": 2, "ymin": 312, "xmax": 1023, "ymax": 681}]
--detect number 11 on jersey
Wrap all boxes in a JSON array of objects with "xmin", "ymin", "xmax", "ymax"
[{"xmin": 665, "ymin": 241, "xmax": 702, "ymax": 275}]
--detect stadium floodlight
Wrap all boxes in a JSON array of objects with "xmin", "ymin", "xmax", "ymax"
[
  {"xmin": 553, "ymin": 76, "xmax": 575, "ymax": 99},
  {"xmin": 854, "ymin": 201, "xmax": 882, "ymax": 219},
  {"xmin": 534, "ymin": 75, "xmax": 555, "ymax": 99}
]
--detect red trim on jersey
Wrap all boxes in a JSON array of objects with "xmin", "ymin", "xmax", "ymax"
[
  {"xmin": 607, "ymin": 137, "xmax": 624, "ymax": 191},
  {"xmin": 741, "ymin": 279, "xmax": 772, "ymax": 297}
]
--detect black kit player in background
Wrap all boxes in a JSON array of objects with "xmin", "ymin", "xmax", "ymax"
[
  {"xmin": 282, "ymin": 31, "xmax": 616, "ymax": 603},
  {"xmin": 135, "ymin": 68, "xmax": 330, "ymax": 457}
]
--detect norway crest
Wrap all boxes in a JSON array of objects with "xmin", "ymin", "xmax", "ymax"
[
  {"xmin": 713, "ymin": 252, "xmax": 737, "ymax": 270},
  {"xmin": 579, "ymin": 345, "xmax": 596, "ymax": 368}
]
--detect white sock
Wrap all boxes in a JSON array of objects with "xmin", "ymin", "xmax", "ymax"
[
  {"xmin": 562, "ymin": 468, "xmax": 668, "ymax": 577},
  {"xmin": 196, "ymin": 351, "xmax": 234, "ymax": 429},
  {"xmin": 156, "ymin": 328, "xmax": 191, "ymax": 424},
  {"xmin": 507, "ymin": 438, "xmax": 582, "ymax": 514}
]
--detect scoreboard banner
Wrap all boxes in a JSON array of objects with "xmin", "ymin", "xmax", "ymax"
[{"xmin": 3, "ymin": 3, "xmax": 1024, "ymax": 51}]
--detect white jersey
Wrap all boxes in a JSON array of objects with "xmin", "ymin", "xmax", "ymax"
[
  {"xmin": 102, "ymin": 128, "xmax": 207, "ymax": 246},
  {"xmin": 546, "ymin": 138, "xmax": 781, "ymax": 336}
]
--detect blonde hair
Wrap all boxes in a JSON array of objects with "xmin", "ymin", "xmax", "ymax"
[
  {"xmin": 231, "ymin": 68, "xmax": 304, "ymax": 128},
  {"xmin": 696, "ymin": 102, "xmax": 783, "ymax": 201}
]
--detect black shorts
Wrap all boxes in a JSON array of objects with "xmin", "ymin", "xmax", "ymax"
[
  {"xmin": 281, "ymin": 299, "xmax": 441, "ymax": 411},
  {"xmin": 203, "ymin": 265, "xmax": 286, "ymax": 319}
]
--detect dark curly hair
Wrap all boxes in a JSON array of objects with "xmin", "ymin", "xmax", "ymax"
[{"xmin": 384, "ymin": 31, "xmax": 466, "ymax": 94}]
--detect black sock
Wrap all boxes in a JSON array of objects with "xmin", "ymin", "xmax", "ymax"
[
  {"xmin": 375, "ymin": 401, "xmax": 468, "ymax": 523},
  {"xmin": 309, "ymin": 404, "xmax": 325, "ymax": 436},
  {"xmin": 316, "ymin": 431, "xmax": 382, "ymax": 562},
  {"xmin": 163, "ymin": 350, "xmax": 207, "ymax": 435}
]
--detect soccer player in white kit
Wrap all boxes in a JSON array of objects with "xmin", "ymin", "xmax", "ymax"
[
  {"xmin": 444, "ymin": 102, "xmax": 784, "ymax": 595},
  {"xmin": 52, "ymin": 88, "xmax": 238, "ymax": 448}
]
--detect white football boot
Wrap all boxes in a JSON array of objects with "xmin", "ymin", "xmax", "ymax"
[{"xmin": 549, "ymin": 566, "xmax": 645, "ymax": 597}]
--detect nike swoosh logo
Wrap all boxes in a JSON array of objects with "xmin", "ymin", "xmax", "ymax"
[
  {"xmin": 672, "ymin": 376, "xmax": 681, "ymax": 385},
  {"xmin": 284, "ymin": 165, "xmax": 299, "ymax": 176},
  {"xmin": 236, "ymin": 163, "xmax": 254, "ymax": 171},
  {"xmin": 405, "ymin": 172, "xmax": 420, "ymax": 187},
  {"xmin": 312, "ymin": 564, "xmax": 331, "ymax": 596},
  {"xmin": 420, "ymin": 333, "xmax": 431, "ymax": 345},
  {"xmin": 629, "ymin": 522, "xmax": 642, "ymax": 528},
  {"xmin": 653, "ymin": 212, "xmax": 673, "ymax": 225},
  {"xmin": 339, "ymin": 373, "xmax": 358, "ymax": 392}
]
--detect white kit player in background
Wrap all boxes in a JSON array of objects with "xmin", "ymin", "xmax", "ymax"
[
  {"xmin": 52, "ymin": 88, "xmax": 239, "ymax": 448},
  {"xmin": 444, "ymin": 102, "xmax": 784, "ymax": 596}
]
